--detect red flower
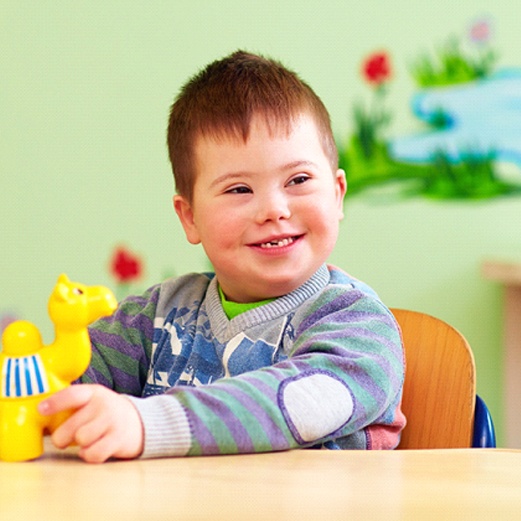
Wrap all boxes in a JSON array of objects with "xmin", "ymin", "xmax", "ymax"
[
  {"xmin": 469, "ymin": 19, "xmax": 491, "ymax": 44},
  {"xmin": 362, "ymin": 52, "xmax": 391, "ymax": 85},
  {"xmin": 110, "ymin": 246, "xmax": 143, "ymax": 284}
]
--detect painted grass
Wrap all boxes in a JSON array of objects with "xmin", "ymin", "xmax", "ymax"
[{"xmin": 339, "ymin": 137, "xmax": 521, "ymax": 201}]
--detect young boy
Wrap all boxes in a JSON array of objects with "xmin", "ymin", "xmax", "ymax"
[{"xmin": 39, "ymin": 51, "xmax": 405, "ymax": 463}]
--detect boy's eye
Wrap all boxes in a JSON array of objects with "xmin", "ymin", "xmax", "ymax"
[
  {"xmin": 226, "ymin": 185, "xmax": 252, "ymax": 194},
  {"xmin": 288, "ymin": 174, "xmax": 310, "ymax": 186}
]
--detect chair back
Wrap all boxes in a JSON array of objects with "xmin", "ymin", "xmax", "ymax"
[{"xmin": 391, "ymin": 309, "xmax": 476, "ymax": 449}]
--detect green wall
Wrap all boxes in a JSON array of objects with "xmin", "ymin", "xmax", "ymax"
[{"xmin": 3, "ymin": 1, "xmax": 520, "ymax": 444}]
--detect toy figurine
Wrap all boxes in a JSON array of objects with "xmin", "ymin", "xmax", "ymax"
[{"xmin": 0, "ymin": 274, "xmax": 117, "ymax": 462}]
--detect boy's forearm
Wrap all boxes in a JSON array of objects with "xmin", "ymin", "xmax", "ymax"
[{"xmin": 129, "ymin": 304, "xmax": 404, "ymax": 458}]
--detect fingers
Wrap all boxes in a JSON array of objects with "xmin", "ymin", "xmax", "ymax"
[
  {"xmin": 38, "ymin": 385, "xmax": 97, "ymax": 449},
  {"xmin": 78, "ymin": 432, "xmax": 127, "ymax": 464},
  {"xmin": 38, "ymin": 386, "xmax": 96, "ymax": 449},
  {"xmin": 38, "ymin": 385, "xmax": 95, "ymax": 416},
  {"xmin": 73, "ymin": 396, "xmax": 144, "ymax": 463},
  {"xmin": 39, "ymin": 385, "xmax": 144, "ymax": 463},
  {"xmin": 52, "ymin": 403, "xmax": 103, "ymax": 450}
]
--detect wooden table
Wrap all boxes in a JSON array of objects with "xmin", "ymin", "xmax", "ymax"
[
  {"xmin": 1, "ymin": 446, "xmax": 521, "ymax": 520},
  {"xmin": 482, "ymin": 259, "xmax": 521, "ymax": 447}
]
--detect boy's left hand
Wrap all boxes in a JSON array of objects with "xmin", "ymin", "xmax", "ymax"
[{"xmin": 38, "ymin": 384, "xmax": 144, "ymax": 463}]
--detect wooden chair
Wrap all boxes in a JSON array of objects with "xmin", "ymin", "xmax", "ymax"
[{"xmin": 391, "ymin": 308, "xmax": 495, "ymax": 449}]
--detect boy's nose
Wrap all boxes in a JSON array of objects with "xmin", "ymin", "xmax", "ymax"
[{"xmin": 255, "ymin": 192, "xmax": 291, "ymax": 223}]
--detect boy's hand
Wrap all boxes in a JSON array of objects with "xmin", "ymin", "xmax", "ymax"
[{"xmin": 38, "ymin": 384, "xmax": 144, "ymax": 463}]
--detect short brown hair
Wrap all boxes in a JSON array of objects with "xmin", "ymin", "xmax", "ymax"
[{"xmin": 167, "ymin": 50, "xmax": 338, "ymax": 201}]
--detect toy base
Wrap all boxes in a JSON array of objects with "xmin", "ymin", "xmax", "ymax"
[
  {"xmin": 0, "ymin": 443, "xmax": 44, "ymax": 462},
  {"xmin": 0, "ymin": 401, "xmax": 72, "ymax": 462}
]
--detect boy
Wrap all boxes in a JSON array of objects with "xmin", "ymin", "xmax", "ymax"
[{"xmin": 39, "ymin": 51, "xmax": 405, "ymax": 463}]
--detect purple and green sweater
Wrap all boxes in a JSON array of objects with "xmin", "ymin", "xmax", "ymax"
[{"xmin": 83, "ymin": 264, "xmax": 405, "ymax": 458}]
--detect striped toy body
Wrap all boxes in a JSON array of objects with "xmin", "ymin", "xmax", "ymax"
[{"xmin": 2, "ymin": 355, "xmax": 50, "ymax": 398}]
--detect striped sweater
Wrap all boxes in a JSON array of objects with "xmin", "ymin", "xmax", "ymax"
[{"xmin": 83, "ymin": 264, "xmax": 405, "ymax": 458}]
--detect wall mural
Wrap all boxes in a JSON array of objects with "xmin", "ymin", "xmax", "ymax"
[
  {"xmin": 107, "ymin": 244, "xmax": 183, "ymax": 298},
  {"xmin": 339, "ymin": 18, "xmax": 521, "ymax": 201},
  {"xmin": 109, "ymin": 245, "xmax": 144, "ymax": 300}
]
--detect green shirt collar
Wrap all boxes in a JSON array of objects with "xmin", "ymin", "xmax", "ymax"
[{"xmin": 218, "ymin": 285, "xmax": 275, "ymax": 319}]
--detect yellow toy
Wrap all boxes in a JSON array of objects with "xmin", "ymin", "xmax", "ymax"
[{"xmin": 0, "ymin": 274, "xmax": 117, "ymax": 462}]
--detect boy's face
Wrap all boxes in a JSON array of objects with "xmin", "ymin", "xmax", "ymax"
[{"xmin": 174, "ymin": 114, "xmax": 347, "ymax": 303}]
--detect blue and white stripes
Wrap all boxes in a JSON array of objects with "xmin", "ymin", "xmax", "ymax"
[{"xmin": 2, "ymin": 355, "xmax": 49, "ymax": 398}]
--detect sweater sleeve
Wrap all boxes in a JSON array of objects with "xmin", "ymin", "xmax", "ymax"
[
  {"xmin": 129, "ymin": 290, "xmax": 405, "ymax": 457},
  {"xmin": 81, "ymin": 285, "xmax": 160, "ymax": 396}
]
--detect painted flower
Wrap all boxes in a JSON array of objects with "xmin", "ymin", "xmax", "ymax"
[
  {"xmin": 110, "ymin": 246, "xmax": 143, "ymax": 284},
  {"xmin": 469, "ymin": 19, "xmax": 491, "ymax": 44},
  {"xmin": 362, "ymin": 52, "xmax": 391, "ymax": 86}
]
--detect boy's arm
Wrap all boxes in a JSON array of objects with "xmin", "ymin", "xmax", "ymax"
[
  {"xmin": 80, "ymin": 285, "xmax": 160, "ymax": 396},
  {"xmin": 129, "ymin": 293, "xmax": 405, "ymax": 458}
]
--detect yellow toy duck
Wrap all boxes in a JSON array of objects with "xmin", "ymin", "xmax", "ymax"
[{"xmin": 0, "ymin": 274, "xmax": 117, "ymax": 462}]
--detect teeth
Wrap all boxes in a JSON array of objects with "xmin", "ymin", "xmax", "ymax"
[{"xmin": 260, "ymin": 237, "xmax": 295, "ymax": 249}]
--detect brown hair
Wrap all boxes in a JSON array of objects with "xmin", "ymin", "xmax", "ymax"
[{"xmin": 167, "ymin": 50, "xmax": 338, "ymax": 201}]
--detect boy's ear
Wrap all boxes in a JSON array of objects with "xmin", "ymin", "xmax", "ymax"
[
  {"xmin": 173, "ymin": 195, "xmax": 201, "ymax": 245},
  {"xmin": 335, "ymin": 169, "xmax": 347, "ymax": 220}
]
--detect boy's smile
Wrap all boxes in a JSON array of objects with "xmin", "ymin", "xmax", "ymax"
[
  {"xmin": 174, "ymin": 114, "xmax": 347, "ymax": 303},
  {"xmin": 255, "ymin": 235, "xmax": 300, "ymax": 249}
]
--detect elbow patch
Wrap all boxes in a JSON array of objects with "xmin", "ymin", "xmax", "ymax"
[{"xmin": 278, "ymin": 370, "xmax": 354, "ymax": 444}]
